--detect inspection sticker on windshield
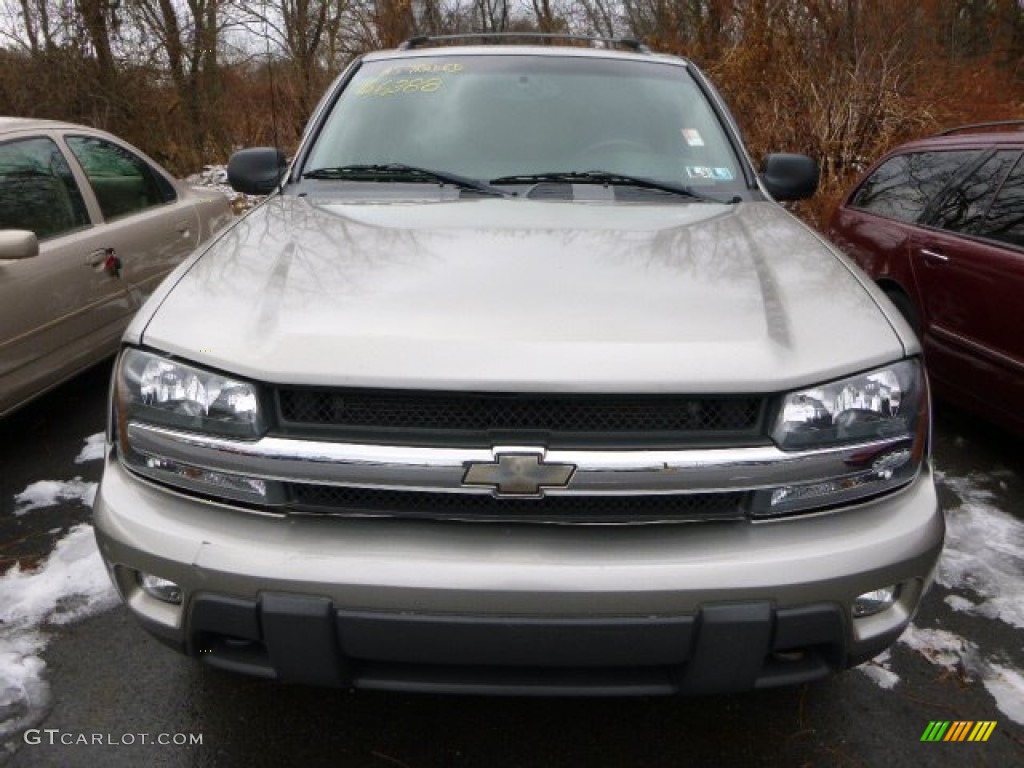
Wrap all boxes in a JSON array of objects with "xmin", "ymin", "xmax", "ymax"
[
  {"xmin": 685, "ymin": 166, "xmax": 714, "ymax": 180},
  {"xmin": 685, "ymin": 166, "xmax": 733, "ymax": 181},
  {"xmin": 681, "ymin": 128, "xmax": 705, "ymax": 146}
]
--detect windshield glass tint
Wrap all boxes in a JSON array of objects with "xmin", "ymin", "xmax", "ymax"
[{"xmin": 305, "ymin": 55, "xmax": 743, "ymax": 192}]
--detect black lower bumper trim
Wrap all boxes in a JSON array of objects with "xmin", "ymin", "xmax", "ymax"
[
  {"xmin": 262, "ymin": 593, "xmax": 350, "ymax": 687},
  {"xmin": 185, "ymin": 593, "xmax": 853, "ymax": 695},
  {"xmin": 675, "ymin": 602, "xmax": 773, "ymax": 694},
  {"xmin": 336, "ymin": 610, "xmax": 696, "ymax": 667}
]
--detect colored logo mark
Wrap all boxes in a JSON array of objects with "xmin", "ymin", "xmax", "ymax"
[{"xmin": 920, "ymin": 721, "xmax": 997, "ymax": 742}]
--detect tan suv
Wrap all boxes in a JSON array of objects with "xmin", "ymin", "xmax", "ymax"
[
  {"xmin": 0, "ymin": 118, "xmax": 232, "ymax": 416},
  {"xmin": 93, "ymin": 36, "xmax": 943, "ymax": 696}
]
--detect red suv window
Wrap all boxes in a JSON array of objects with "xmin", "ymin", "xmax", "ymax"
[
  {"xmin": 977, "ymin": 154, "xmax": 1024, "ymax": 248},
  {"xmin": 850, "ymin": 150, "xmax": 978, "ymax": 223},
  {"xmin": 931, "ymin": 150, "xmax": 1020, "ymax": 234}
]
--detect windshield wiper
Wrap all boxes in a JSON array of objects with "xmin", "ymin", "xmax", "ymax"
[
  {"xmin": 489, "ymin": 171, "xmax": 734, "ymax": 204},
  {"xmin": 302, "ymin": 163, "xmax": 510, "ymax": 197}
]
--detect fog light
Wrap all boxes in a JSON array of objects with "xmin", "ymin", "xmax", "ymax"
[
  {"xmin": 139, "ymin": 572, "xmax": 183, "ymax": 604},
  {"xmin": 852, "ymin": 585, "xmax": 898, "ymax": 617},
  {"xmin": 143, "ymin": 455, "xmax": 268, "ymax": 500}
]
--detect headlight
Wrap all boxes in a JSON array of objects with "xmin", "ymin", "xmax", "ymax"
[
  {"xmin": 753, "ymin": 359, "xmax": 929, "ymax": 517},
  {"xmin": 117, "ymin": 348, "xmax": 263, "ymax": 438},
  {"xmin": 114, "ymin": 348, "xmax": 271, "ymax": 504},
  {"xmin": 772, "ymin": 360, "xmax": 924, "ymax": 451}
]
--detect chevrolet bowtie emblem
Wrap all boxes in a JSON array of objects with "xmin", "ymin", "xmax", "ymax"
[{"xmin": 463, "ymin": 451, "xmax": 576, "ymax": 497}]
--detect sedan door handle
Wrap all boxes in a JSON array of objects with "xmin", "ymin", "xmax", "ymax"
[
  {"xmin": 920, "ymin": 248, "xmax": 949, "ymax": 264},
  {"xmin": 85, "ymin": 248, "xmax": 109, "ymax": 267},
  {"xmin": 85, "ymin": 247, "xmax": 121, "ymax": 277},
  {"xmin": 175, "ymin": 220, "xmax": 192, "ymax": 237}
]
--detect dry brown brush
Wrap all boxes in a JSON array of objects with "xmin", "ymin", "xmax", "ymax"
[{"xmin": 1, "ymin": 0, "xmax": 1022, "ymax": 227}]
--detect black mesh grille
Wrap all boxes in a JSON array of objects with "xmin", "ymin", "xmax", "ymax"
[
  {"xmin": 286, "ymin": 484, "xmax": 747, "ymax": 524},
  {"xmin": 276, "ymin": 388, "xmax": 764, "ymax": 447}
]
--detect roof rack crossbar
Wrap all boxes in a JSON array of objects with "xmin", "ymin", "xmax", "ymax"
[
  {"xmin": 398, "ymin": 33, "xmax": 651, "ymax": 53},
  {"xmin": 938, "ymin": 120, "xmax": 1024, "ymax": 136}
]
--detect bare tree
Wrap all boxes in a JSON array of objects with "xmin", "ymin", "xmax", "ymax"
[
  {"xmin": 474, "ymin": 0, "xmax": 506, "ymax": 32},
  {"xmin": 126, "ymin": 0, "xmax": 227, "ymax": 162},
  {"xmin": 576, "ymin": 0, "xmax": 618, "ymax": 37},
  {"xmin": 231, "ymin": 0, "xmax": 350, "ymax": 132},
  {"xmin": 76, "ymin": 0, "xmax": 118, "ymax": 84}
]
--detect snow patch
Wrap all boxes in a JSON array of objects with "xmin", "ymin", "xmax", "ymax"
[
  {"xmin": 73, "ymin": 433, "xmax": 105, "ymax": 464},
  {"xmin": 936, "ymin": 471, "xmax": 1024, "ymax": 629},
  {"xmin": 857, "ymin": 470, "xmax": 1024, "ymax": 725},
  {"xmin": 0, "ymin": 525, "xmax": 117, "ymax": 741},
  {"xmin": 12, "ymin": 478, "xmax": 97, "ymax": 516},
  {"xmin": 886, "ymin": 625, "xmax": 1024, "ymax": 726},
  {"xmin": 859, "ymin": 663, "xmax": 901, "ymax": 690},
  {"xmin": 899, "ymin": 625, "xmax": 980, "ymax": 674},
  {"xmin": 857, "ymin": 650, "xmax": 900, "ymax": 689},
  {"xmin": 983, "ymin": 664, "xmax": 1024, "ymax": 726},
  {"xmin": 943, "ymin": 594, "xmax": 977, "ymax": 613},
  {"xmin": 187, "ymin": 164, "xmax": 261, "ymax": 211}
]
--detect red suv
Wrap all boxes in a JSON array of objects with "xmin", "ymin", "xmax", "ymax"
[{"xmin": 827, "ymin": 122, "xmax": 1024, "ymax": 434}]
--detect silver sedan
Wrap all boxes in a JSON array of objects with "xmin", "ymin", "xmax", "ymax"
[{"xmin": 0, "ymin": 117, "xmax": 233, "ymax": 416}]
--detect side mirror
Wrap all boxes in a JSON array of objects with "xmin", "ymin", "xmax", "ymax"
[
  {"xmin": 0, "ymin": 230, "xmax": 40, "ymax": 260},
  {"xmin": 761, "ymin": 154, "xmax": 819, "ymax": 201},
  {"xmin": 227, "ymin": 148, "xmax": 289, "ymax": 195}
]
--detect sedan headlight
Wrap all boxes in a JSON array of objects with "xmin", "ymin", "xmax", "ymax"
[
  {"xmin": 115, "ymin": 348, "xmax": 271, "ymax": 503},
  {"xmin": 754, "ymin": 359, "xmax": 928, "ymax": 517}
]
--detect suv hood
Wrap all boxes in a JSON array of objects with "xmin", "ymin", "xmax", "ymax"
[{"xmin": 139, "ymin": 196, "xmax": 905, "ymax": 393}]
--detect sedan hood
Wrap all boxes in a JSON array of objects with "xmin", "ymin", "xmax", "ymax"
[{"xmin": 140, "ymin": 196, "xmax": 905, "ymax": 393}]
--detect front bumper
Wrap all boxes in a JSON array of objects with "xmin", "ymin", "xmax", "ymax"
[{"xmin": 94, "ymin": 456, "xmax": 943, "ymax": 696}]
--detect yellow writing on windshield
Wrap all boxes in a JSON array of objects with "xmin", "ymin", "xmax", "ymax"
[
  {"xmin": 355, "ymin": 77, "xmax": 444, "ymax": 97},
  {"xmin": 379, "ymin": 62, "xmax": 464, "ymax": 76}
]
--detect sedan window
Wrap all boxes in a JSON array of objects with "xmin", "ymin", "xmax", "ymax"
[
  {"xmin": 0, "ymin": 137, "xmax": 91, "ymax": 240},
  {"xmin": 850, "ymin": 150, "xmax": 978, "ymax": 223},
  {"xmin": 66, "ymin": 136, "xmax": 175, "ymax": 221}
]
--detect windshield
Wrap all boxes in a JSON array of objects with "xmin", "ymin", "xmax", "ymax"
[{"xmin": 303, "ymin": 54, "xmax": 745, "ymax": 195}]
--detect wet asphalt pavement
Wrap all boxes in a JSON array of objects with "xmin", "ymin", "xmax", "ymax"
[{"xmin": 0, "ymin": 360, "xmax": 1022, "ymax": 767}]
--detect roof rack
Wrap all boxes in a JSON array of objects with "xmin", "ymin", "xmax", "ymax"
[
  {"xmin": 938, "ymin": 120, "xmax": 1024, "ymax": 136},
  {"xmin": 397, "ymin": 33, "xmax": 651, "ymax": 54}
]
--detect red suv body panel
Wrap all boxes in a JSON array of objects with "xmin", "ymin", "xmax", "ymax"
[{"xmin": 827, "ymin": 128, "xmax": 1024, "ymax": 434}]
